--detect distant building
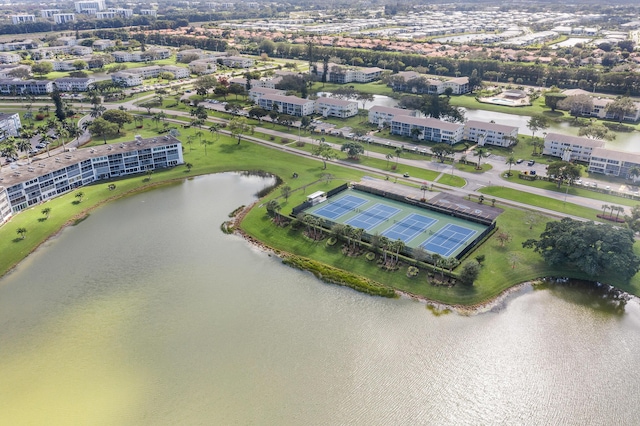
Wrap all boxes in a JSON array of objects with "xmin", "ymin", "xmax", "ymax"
[
  {"xmin": 140, "ymin": 9, "xmax": 157, "ymax": 16},
  {"xmin": 0, "ymin": 112, "xmax": 21, "ymax": 141},
  {"xmin": 0, "ymin": 40, "xmax": 40, "ymax": 51},
  {"xmin": 11, "ymin": 15, "xmax": 36, "ymax": 25},
  {"xmin": 0, "ymin": 53, "xmax": 21, "ymax": 64},
  {"xmin": 314, "ymin": 97, "xmax": 358, "ymax": 118},
  {"xmin": 188, "ymin": 59, "xmax": 218, "ymax": 75},
  {"xmin": 92, "ymin": 39, "xmax": 115, "ymax": 51},
  {"xmin": 313, "ymin": 62, "xmax": 383, "ymax": 84},
  {"xmin": 368, "ymin": 105, "xmax": 414, "ymax": 127},
  {"xmin": 0, "ymin": 79, "xmax": 53, "ymax": 95},
  {"xmin": 111, "ymin": 72, "xmax": 143, "ymax": 87},
  {"xmin": 218, "ymin": 56, "xmax": 254, "ymax": 68},
  {"xmin": 53, "ymin": 13, "xmax": 76, "ymax": 24},
  {"xmin": 112, "ymin": 49, "xmax": 171, "ymax": 62},
  {"xmin": 390, "ymin": 116, "xmax": 464, "ymax": 144},
  {"xmin": 75, "ymin": 0, "xmax": 106, "ymax": 13},
  {"xmin": 257, "ymin": 94, "xmax": 315, "ymax": 117},
  {"xmin": 41, "ymin": 9, "xmax": 61, "ymax": 18},
  {"xmin": 464, "ymin": 120, "xmax": 518, "ymax": 147},
  {"xmin": 54, "ymin": 77, "xmax": 95, "ymax": 92},
  {"xmin": 248, "ymin": 87, "xmax": 285, "ymax": 103},
  {"xmin": 57, "ymin": 37, "xmax": 77, "ymax": 46}
]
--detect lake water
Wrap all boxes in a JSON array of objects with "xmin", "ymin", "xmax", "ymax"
[
  {"xmin": 317, "ymin": 91, "xmax": 640, "ymax": 152},
  {"xmin": 1, "ymin": 173, "xmax": 640, "ymax": 425}
]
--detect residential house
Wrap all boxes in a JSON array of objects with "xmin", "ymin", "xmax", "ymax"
[
  {"xmin": 542, "ymin": 133, "xmax": 606, "ymax": 162},
  {"xmin": 464, "ymin": 120, "xmax": 518, "ymax": 147},
  {"xmin": 315, "ymin": 97, "xmax": 358, "ymax": 118},
  {"xmin": 390, "ymin": 116, "xmax": 464, "ymax": 144}
]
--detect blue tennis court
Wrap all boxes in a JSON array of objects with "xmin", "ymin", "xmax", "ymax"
[
  {"xmin": 345, "ymin": 203, "xmax": 400, "ymax": 231},
  {"xmin": 421, "ymin": 224, "xmax": 477, "ymax": 257},
  {"xmin": 382, "ymin": 213, "xmax": 437, "ymax": 243},
  {"xmin": 314, "ymin": 195, "xmax": 368, "ymax": 220}
]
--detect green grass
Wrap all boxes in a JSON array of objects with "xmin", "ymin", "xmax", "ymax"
[
  {"xmin": 455, "ymin": 162, "xmax": 493, "ymax": 173},
  {"xmin": 311, "ymin": 81, "xmax": 395, "ymax": 96},
  {"xmin": 478, "ymin": 186, "xmax": 601, "ymax": 220},
  {"xmin": 436, "ymin": 173, "xmax": 466, "ymax": 187},
  {"xmin": 501, "ymin": 173, "xmax": 640, "ymax": 207}
]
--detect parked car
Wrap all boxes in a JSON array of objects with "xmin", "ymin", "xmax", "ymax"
[
  {"xmin": 516, "ymin": 159, "xmax": 524, "ymax": 164},
  {"xmin": 527, "ymin": 160, "xmax": 535, "ymax": 166},
  {"xmin": 403, "ymin": 172, "xmax": 410, "ymax": 178},
  {"xmin": 530, "ymin": 170, "xmax": 536, "ymax": 176}
]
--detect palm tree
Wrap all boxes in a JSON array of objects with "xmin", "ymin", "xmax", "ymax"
[
  {"xmin": 152, "ymin": 113, "xmax": 161, "ymax": 129},
  {"xmin": 473, "ymin": 147, "xmax": 488, "ymax": 170},
  {"xmin": 420, "ymin": 182, "xmax": 428, "ymax": 199},
  {"xmin": 185, "ymin": 162, "xmax": 193, "ymax": 172},
  {"xmin": 505, "ymin": 156, "xmax": 517, "ymax": 176},
  {"xmin": 75, "ymin": 191, "xmax": 84, "ymax": 203},
  {"xmin": 394, "ymin": 146, "xmax": 403, "ymax": 167},
  {"xmin": 209, "ymin": 124, "xmax": 220, "ymax": 141},
  {"xmin": 385, "ymin": 153, "xmax": 393, "ymax": 169},
  {"xmin": 393, "ymin": 239, "xmax": 405, "ymax": 265},
  {"xmin": 90, "ymin": 104, "xmax": 106, "ymax": 118},
  {"xmin": 601, "ymin": 204, "xmax": 609, "ymax": 217},
  {"xmin": 16, "ymin": 227, "xmax": 27, "ymax": 240},
  {"xmin": 628, "ymin": 166, "xmax": 640, "ymax": 182},
  {"xmin": 431, "ymin": 253, "xmax": 443, "ymax": 281},
  {"xmin": 38, "ymin": 130, "xmax": 53, "ymax": 158},
  {"xmin": 186, "ymin": 135, "xmax": 195, "ymax": 152},
  {"xmin": 41, "ymin": 207, "xmax": 51, "ymax": 219},
  {"xmin": 410, "ymin": 127, "xmax": 423, "ymax": 141},
  {"xmin": 379, "ymin": 236, "xmax": 390, "ymax": 264},
  {"xmin": 15, "ymin": 136, "xmax": 31, "ymax": 163},
  {"xmin": 195, "ymin": 130, "xmax": 203, "ymax": 143},
  {"xmin": 614, "ymin": 205, "xmax": 624, "ymax": 221}
]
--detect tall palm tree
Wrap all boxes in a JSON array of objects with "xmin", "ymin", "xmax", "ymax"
[
  {"xmin": 15, "ymin": 136, "xmax": 31, "ymax": 163},
  {"xmin": 601, "ymin": 204, "xmax": 609, "ymax": 217},
  {"xmin": 394, "ymin": 146, "xmax": 403, "ymax": 167},
  {"xmin": 379, "ymin": 236, "xmax": 390, "ymax": 264},
  {"xmin": 628, "ymin": 166, "xmax": 640, "ymax": 182},
  {"xmin": 209, "ymin": 123, "xmax": 220, "ymax": 141},
  {"xmin": 614, "ymin": 205, "xmax": 624, "ymax": 221},
  {"xmin": 385, "ymin": 153, "xmax": 393, "ymax": 169},
  {"xmin": 90, "ymin": 104, "xmax": 106, "ymax": 118},
  {"xmin": 37, "ymin": 129, "xmax": 53, "ymax": 157},
  {"xmin": 473, "ymin": 147, "xmax": 488, "ymax": 170},
  {"xmin": 505, "ymin": 156, "xmax": 517, "ymax": 176},
  {"xmin": 393, "ymin": 239, "xmax": 405, "ymax": 265}
]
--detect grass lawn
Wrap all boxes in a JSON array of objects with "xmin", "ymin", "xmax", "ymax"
[
  {"xmin": 455, "ymin": 162, "xmax": 493, "ymax": 173},
  {"xmin": 501, "ymin": 173, "xmax": 640, "ymax": 207},
  {"xmin": 311, "ymin": 81, "xmax": 395, "ymax": 96},
  {"xmin": 479, "ymin": 186, "xmax": 601, "ymax": 220}
]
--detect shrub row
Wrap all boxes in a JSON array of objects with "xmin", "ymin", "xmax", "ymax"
[{"xmin": 282, "ymin": 255, "xmax": 396, "ymax": 298}]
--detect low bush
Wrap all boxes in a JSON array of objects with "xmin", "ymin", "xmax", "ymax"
[
  {"xmin": 365, "ymin": 252, "xmax": 376, "ymax": 261},
  {"xmin": 326, "ymin": 237, "xmax": 337, "ymax": 246},
  {"xmin": 406, "ymin": 266, "xmax": 419, "ymax": 278}
]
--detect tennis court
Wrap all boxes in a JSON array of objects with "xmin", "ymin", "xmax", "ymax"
[
  {"xmin": 303, "ymin": 189, "xmax": 489, "ymax": 258},
  {"xmin": 382, "ymin": 213, "xmax": 437, "ymax": 243},
  {"xmin": 345, "ymin": 203, "xmax": 400, "ymax": 231},
  {"xmin": 313, "ymin": 194, "xmax": 368, "ymax": 220},
  {"xmin": 421, "ymin": 224, "xmax": 477, "ymax": 257}
]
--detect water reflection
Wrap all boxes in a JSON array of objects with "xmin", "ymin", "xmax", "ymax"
[{"xmin": 534, "ymin": 279, "xmax": 628, "ymax": 315}]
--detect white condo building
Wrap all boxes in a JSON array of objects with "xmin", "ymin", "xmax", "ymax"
[
  {"xmin": 75, "ymin": 0, "xmax": 106, "ymax": 12},
  {"xmin": 0, "ymin": 112, "xmax": 22, "ymax": 141},
  {"xmin": 257, "ymin": 94, "xmax": 315, "ymax": 117},
  {"xmin": 543, "ymin": 133, "xmax": 606, "ymax": 163},
  {"xmin": 368, "ymin": 105, "xmax": 414, "ymax": 127},
  {"xmin": 11, "ymin": 15, "xmax": 36, "ymax": 25},
  {"xmin": 314, "ymin": 97, "xmax": 359, "ymax": 118},
  {"xmin": 54, "ymin": 13, "xmax": 76, "ymax": 24},
  {"xmin": 0, "ymin": 136, "xmax": 183, "ymax": 225},
  {"xmin": 464, "ymin": 120, "xmax": 519, "ymax": 147},
  {"xmin": 390, "ymin": 116, "xmax": 464, "ymax": 144}
]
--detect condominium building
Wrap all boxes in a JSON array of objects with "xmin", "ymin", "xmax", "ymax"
[
  {"xmin": 96, "ymin": 9, "xmax": 133, "ymax": 19},
  {"xmin": 0, "ymin": 136, "xmax": 183, "ymax": 220},
  {"xmin": 112, "ymin": 49, "xmax": 171, "ymax": 62},
  {"xmin": 188, "ymin": 59, "xmax": 218, "ymax": 75},
  {"xmin": 257, "ymin": 94, "xmax": 315, "ymax": 117},
  {"xmin": 390, "ymin": 116, "xmax": 464, "ymax": 144},
  {"xmin": 313, "ymin": 63, "xmax": 383, "ymax": 84},
  {"xmin": 0, "ymin": 112, "xmax": 22, "ymax": 141},
  {"xmin": 53, "ymin": 13, "xmax": 76, "ymax": 24},
  {"xmin": 0, "ymin": 53, "xmax": 21, "ymax": 64},
  {"xmin": 92, "ymin": 39, "xmax": 115, "ymax": 51},
  {"xmin": 31, "ymin": 45, "xmax": 92, "ymax": 59},
  {"xmin": 110, "ymin": 72, "xmax": 143, "ymax": 87},
  {"xmin": 110, "ymin": 65, "xmax": 188, "ymax": 86},
  {"xmin": 140, "ymin": 9, "xmax": 157, "ymax": 16},
  {"xmin": 314, "ymin": 97, "xmax": 359, "ymax": 118},
  {"xmin": 0, "ymin": 79, "xmax": 53, "ymax": 95},
  {"xmin": 542, "ymin": 133, "xmax": 606, "ymax": 163},
  {"xmin": 0, "ymin": 40, "xmax": 40, "ymax": 51},
  {"xmin": 75, "ymin": 0, "xmax": 106, "ymax": 13},
  {"xmin": 464, "ymin": 120, "xmax": 519, "ymax": 147},
  {"xmin": 54, "ymin": 77, "xmax": 96, "ymax": 92},
  {"xmin": 11, "ymin": 15, "xmax": 36, "ymax": 25},
  {"xmin": 368, "ymin": 105, "xmax": 414, "ymax": 127},
  {"xmin": 389, "ymin": 72, "xmax": 470, "ymax": 95},
  {"xmin": 41, "ymin": 9, "xmax": 60, "ymax": 18},
  {"xmin": 588, "ymin": 148, "xmax": 640, "ymax": 178},
  {"xmin": 218, "ymin": 56, "xmax": 254, "ymax": 68},
  {"xmin": 248, "ymin": 87, "xmax": 285, "ymax": 103}
]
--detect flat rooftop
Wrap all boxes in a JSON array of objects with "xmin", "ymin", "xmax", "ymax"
[{"xmin": 0, "ymin": 135, "xmax": 180, "ymax": 188}]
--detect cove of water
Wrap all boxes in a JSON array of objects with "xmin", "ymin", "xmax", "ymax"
[{"xmin": 1, "ymin": 173, "xmax": 639, "ymax": 425}]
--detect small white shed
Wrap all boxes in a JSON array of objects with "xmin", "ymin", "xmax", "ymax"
[{"xmin": 307, "ymin": 191, "xmax": 327, "ymax": 205}]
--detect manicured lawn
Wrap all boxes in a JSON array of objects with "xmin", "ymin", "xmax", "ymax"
[
  {"xmin": 455, "ymin": 162, "xmax": 493, "ymax": 173},
  {"xmin": 311, "ymin": 81, "xmax": 395, "ymax": 96},
  {"xmin": 478, "ymin": 186, "xmax": 601, "ymax": 220},
  {"xmin": 501, "ymin": 173, "xmax": 640, "ymax": 207}
]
